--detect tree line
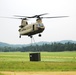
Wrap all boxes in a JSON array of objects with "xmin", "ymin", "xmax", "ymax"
[{"xmin": 0, "ymin": 42, "xmax": 76, "ymax": 52}]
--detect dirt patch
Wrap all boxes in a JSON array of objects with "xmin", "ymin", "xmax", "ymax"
[{"xmin": 1, "ymin": 71, "xmax": 76, "ymax": 75}]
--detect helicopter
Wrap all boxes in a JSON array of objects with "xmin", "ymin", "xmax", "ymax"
[
  {"xmin": 18, "ymin": 15, "xmax": 45, "ymax": 38},
  {"xmin": 13, "ymin": 13, "xmax": 68, "ymax": 38},
  {"xmin": 0, "ymin": 13, "xmax": 68, "ymax": 38}
]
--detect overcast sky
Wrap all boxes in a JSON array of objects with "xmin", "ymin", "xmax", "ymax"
[{"xmin": 0, "ymin": 0, "xmax": 76, "ymax": 44}]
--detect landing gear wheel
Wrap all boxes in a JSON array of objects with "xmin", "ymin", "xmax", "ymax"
[
  {"xmin": 38, "ymin": 34, "xmax": 41, "ymax": 37},
  {"xmin": 19, "ymin": 35, "xmax": 21, "ymax": 38},
  {"xmin": 30, "ymin": 35, "xmax": 32, "ymax": 38}
]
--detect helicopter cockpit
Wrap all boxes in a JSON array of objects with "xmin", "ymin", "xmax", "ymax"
[
  {"xmin": 37, "ymin": 23, "xmax": 44, "ymax": 27},
  {"xmin": 36, "ymin": 18, "xmax": 44, "ymax": 28},
  {"xmin": 36, "ymin": 23, "xmax": 45, "ymax": 32}
]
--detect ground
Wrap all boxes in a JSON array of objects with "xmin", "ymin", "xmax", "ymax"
[
  {"xmin": 0, "ymin": 52, "xmax": 76, "ymax": 75},
  {"xmin": 1, "ymin": 71, "xmax": 76, "ymax": 75}
]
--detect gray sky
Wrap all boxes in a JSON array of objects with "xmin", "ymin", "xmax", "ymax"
[{"xmin": 0, "ymin": 0, "xmax": 76, "ymax": 44}]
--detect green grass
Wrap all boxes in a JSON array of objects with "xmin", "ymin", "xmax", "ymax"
[
  {"xmin": 0, "ymin": 52, "xmax": 76, "ymax": 71},
  {"xmin": 0, "ymin": 61, "xmax": 76, "ymax": 71},
  {"xmin": 41, "ymin": 52, "xmax": 76, "ymax": 62}
]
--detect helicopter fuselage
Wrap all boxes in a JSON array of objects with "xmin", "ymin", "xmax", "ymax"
[{"xmin": 19, "ymin": 22, "xmax": 45, "ymax": 37}]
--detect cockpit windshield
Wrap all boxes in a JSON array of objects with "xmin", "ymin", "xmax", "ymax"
[{"xmin": 37, "ymin": 23, "xmax": 44, "ymax": 27}]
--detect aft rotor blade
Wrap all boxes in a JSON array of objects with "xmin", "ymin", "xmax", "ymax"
[
  {"xmin": 41, "ymin": 16, "xmax": 69, "ymax": 18},
  {"xmin": 0, "ymin": 16, "xmax": 23, "ymax": 19},
  {"xmin": 14, "ymin": 15, "xmax": 28, "ymax": 17},
  {"xmin": 14, "ymin": 13, "xmax": 48, "ymax": 18},
  {"xmin": 14, "ymin": 15, "xmax": 33, "ymax": 18}
]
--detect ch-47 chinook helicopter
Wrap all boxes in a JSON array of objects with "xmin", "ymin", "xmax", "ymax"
[
  {"xmin": 0, "ymin": 13, "xmax": 68, "ymax": 38},
  {"xmin": 13, "ymin": 13, "xmax": 68, "ymax": 38}
]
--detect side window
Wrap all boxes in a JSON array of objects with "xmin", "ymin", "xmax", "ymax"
[{"xmin": 33, "ymin": 25, "xmax": 34, "ymax": 30}]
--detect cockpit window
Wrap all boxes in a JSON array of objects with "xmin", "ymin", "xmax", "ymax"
[{"xmin": 37, "ymin": 24, "xmax": 44, "ymax": 27}]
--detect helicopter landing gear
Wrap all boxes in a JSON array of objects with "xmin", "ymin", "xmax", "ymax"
[
  {"xmin": 19, "ymin": 35, "xmax": 21, "ymax": 38},
  {"xmin": 38, "ymin": 34, "xmax": 41, "ymax": 37},
  {"xmin": 30, "ymin": 35, "xmax": 33, "ymax": 38},
  {"xmin": 28, "ymin": 35, "xmax": 33, "ymax": 38}
]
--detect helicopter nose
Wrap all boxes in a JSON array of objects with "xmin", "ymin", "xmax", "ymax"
[{"xmin": 38, "ymin": 26, "xmax": 45, "ymax": 30}]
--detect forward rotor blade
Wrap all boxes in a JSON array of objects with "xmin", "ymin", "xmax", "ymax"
[
  {"xmin": 41, "ymin": 16, "xmax": 69, "ymax": 18},
  {"xmin": 37, "ymin": 13, "xmax": 48, "ymax": 16},
  {"xmin": 14, "ymin": 13, "xmax": 48, "ymax": 18},
  {"xmin": 32, "ymin": 13, "xmax": 48, "ymax": 18}
]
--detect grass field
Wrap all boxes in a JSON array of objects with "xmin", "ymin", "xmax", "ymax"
[{"xmin": 0, "ymin": 52, "xmax": 76, "ymax": 71}]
